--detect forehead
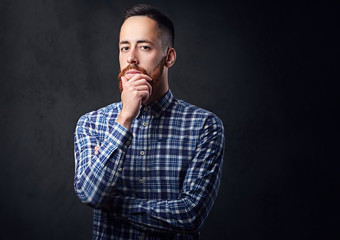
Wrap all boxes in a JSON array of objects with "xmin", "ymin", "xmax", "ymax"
[{"xmin": 119, "ymin": 16, "xmax": 161, "ymax": 43}]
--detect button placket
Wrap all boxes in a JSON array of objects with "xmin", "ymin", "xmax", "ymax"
[
  {"xmin": 139, "ymin": 231, "xmax": 146, "ymax": 240},
  {"xmin": 137, "ymin": 107, "xmax": 150, "ymax": 189},
  {"xmin": 142, "ymin": 106, "xmax": 150, "ymax": 127}
]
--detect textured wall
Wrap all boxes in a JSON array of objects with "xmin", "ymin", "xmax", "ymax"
[{"xmin": 1, "ymin": 0, "xmax": 339, "ymax": 239}]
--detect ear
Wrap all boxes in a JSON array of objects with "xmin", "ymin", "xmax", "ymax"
[{"xmin": 165, "ymin": 48, "xmax": 176, "ymax": 68}]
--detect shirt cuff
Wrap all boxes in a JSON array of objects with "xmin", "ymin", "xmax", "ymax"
[
  {"xmin": 96, "ymin": 122, "xmax": 133, "ymax": 166},
  {"xmin": 107, "ymin": 122, "xmax": 133, "ymax": 151}
]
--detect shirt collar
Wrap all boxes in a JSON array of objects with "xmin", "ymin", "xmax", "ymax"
[{"xmin": 139, "ymin": 90, "xmax": 175, "ymax": 118}]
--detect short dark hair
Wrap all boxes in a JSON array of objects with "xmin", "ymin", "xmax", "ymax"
[{"xmin": 123, "ymin": 4, "xmax": 175, "ymax": 49}]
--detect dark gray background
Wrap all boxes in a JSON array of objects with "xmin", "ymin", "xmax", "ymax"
[{"xmin": 1, "ymin": 0, "xmax": 339, "ymax": 239}]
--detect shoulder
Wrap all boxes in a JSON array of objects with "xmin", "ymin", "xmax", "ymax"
[
  {"xmin": 77, "ymin": 102, "xmax": 121, "ymax": 126},
  {"xmin": 174, "ymin": 99, "xmax": 223, "ymax": 127}
]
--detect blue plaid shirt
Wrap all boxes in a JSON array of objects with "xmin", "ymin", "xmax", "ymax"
[{"xmin": 74, "ymin": 90, "xmax": 225, "ymax": 240}]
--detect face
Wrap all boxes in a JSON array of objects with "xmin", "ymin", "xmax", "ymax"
[{"xmin": 118, "ymin": 16, "xmax": 167, "ymax": 92}]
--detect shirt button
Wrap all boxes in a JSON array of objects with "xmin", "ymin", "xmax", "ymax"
[
  {"xmin": 142, "ymin": 122, "xmax": 148, "ymax": 127},
  {"xmin": 140, "ymin": 151, "xmax": 145, "ymax": 156},
  {"xmin": 139, "ymin": 178, "xmax": 145, "ymax": 184},
  {"xmin": 143, "ymin": 106, "xmax": 149, "ymax": 112},
  {"xmin": 118, "ymin": 167, "xmax": 123, "ymax": 172},
  {"xmin": 139, "ymin": 236, "xmax": 144, "ymax": 240},
  {"xmin": 126, "ymin": 140, "xmax": 130, "ymax": 145}
]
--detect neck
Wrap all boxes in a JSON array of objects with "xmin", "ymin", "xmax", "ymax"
[{"xmin": 144, "ymin": 72, "xmax": 169, "ymax": 105}]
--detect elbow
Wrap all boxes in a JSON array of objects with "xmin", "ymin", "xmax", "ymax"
[
  {"xmin": 74, "ymin": 181, "xmax": 108, "ymax": 209},
  {"xmin": 181, "ymin": 215, "xmax": 204, "ymax": 233},
  {"xmin": 175, "ymin": 201, "xmax": 206, "ymax": 233}
]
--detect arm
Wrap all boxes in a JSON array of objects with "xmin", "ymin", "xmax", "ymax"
[
  {"xmin": 109, "ymin": 116, "xmax": 225, "ymax": 234},
  {"xmin": 74, "ymin": 73, "xmax": 152, "ymax": 208},
  {"xmin": 73, "ymin": 114, "xmax": 132, "ymax": 208}
]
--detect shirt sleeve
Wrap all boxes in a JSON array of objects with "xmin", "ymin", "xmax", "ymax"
[
  {"xmin": 73, "ymin": 113, "xmax": 133, "ymax": 208},
  {"xmin": 108, "ymin": 115, "xmax": 225, "ymax": 234}
]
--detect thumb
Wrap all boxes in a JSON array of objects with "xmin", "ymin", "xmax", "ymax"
[
  {"xmin": 121, "ymin": 76, "xmax": 128, "ymax": 84},
  {"xmin": 120, "ymin": 76, "xmax": 128, "ymax": 91}
]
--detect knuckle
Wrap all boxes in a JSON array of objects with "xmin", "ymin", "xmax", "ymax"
[{"xmin": 132, "ymin": 91, "xmax": 139, "ymax": 97}]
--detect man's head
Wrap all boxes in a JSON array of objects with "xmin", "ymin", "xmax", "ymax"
[
  {"xmin": 118, "ymin": 4, "xmax": 176, "ymax": 95},
  {"xmin": 123, "ymin": 4, "xmax": 174, "ymax": 50}
]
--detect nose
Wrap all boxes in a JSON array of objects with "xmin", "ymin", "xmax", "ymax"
[{"xmin": 127, "ymin": 48, "xmax": 139, "ymax": 64}]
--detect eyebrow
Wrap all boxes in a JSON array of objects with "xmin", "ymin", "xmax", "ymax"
[{"xmin": 119, "ymin": 40, "xmax": 154, "ymax": 45}]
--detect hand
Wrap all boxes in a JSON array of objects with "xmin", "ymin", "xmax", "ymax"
[
  {"xmin": 94, "ymin": 146, "xmax": 99, "ymax": 155},
  {"xmin": 117, "ymin": 74, "xmax": 152, "ymax": 129}
]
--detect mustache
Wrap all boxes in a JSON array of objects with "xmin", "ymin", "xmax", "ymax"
[
  {"xmin": 118, "ymin": 57, "xmax": 166, "ymax": 92},
  {"xmin": 120, "ymin": 64, "xmax": 147, "ymax": 76}
]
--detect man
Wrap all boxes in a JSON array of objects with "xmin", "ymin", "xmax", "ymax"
[{"xmin": 74, "ymin": 4, "xmax": 225, "ymax": 240}]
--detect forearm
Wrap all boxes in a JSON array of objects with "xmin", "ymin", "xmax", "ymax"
[
  {"xmin": 74, "ymin": 146, "xmax": 124, "ymax": 208},
  {"xmin": 110, "ymin": 197, "xmax": 205, "ymax": 233},
  {"xmin": 109, "ymin": 157, "xmax": 222, "ymax": 234},
  {"xmin": 74, "ymin": 116, "xmax": 132, "ymax": 208}
]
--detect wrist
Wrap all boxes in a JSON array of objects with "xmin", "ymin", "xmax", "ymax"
[{"xmin": 117, "ymin": 111, "xmax": 134, "ymax": 130}]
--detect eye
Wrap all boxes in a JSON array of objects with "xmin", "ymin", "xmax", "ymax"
[
  {"xmin": 120, "ymin": 46, "xmax": 129, "ymax": 52},
  {"xmin": 140, "ymin": 45, "xmax": 151, "ymax": 50}
]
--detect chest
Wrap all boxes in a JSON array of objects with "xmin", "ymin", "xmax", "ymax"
[{"xmin": 119, "ymin": 115, "xmax": 200, "ymax": 198}]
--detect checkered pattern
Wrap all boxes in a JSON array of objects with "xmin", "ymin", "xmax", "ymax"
[{"xmin": 74, "ymin": 90, "xmax": 225, "ymax": 240}]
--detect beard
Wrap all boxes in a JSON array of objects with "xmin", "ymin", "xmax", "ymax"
[{"xmin": 118, "ymin": 57, "xmax": 166, "ymax": 92}]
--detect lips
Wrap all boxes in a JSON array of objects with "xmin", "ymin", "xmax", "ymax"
[
  {"xmin": 126, "ymin": 70, "xmax": 140, "ymax": 74},
  {"xmin": 125, "ymin": 70, "xmax": 141, "ymax": 79}
]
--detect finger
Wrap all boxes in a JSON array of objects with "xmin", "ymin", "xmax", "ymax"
[
  {"xmin": 121, "ymin": 76, "xmax": 128, "ymax": 85},
  {"xmin": 140, "ymin": 90, "xmax": 151, "ymax": 104},
  {"xmin": 94, "ymin": 146, "xmax": 99, "ymax": 155},
  {"xmin": 143, "ymin": 80, "xmax": 152, "ymax": 96},
  {"xmin": 127, "ymin": 79, "xmax": 152, "ymax": 95},
  {"xmin": 134, "ymin": 85, "xmax": 150, "ymax": 91},
  {"xmin": 128, "ymin": 73, "xmax": 152, "ymax": 82},
  {"xmin": 132, "ymin": 78, "xmax": 152, "ymax": 89}
]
